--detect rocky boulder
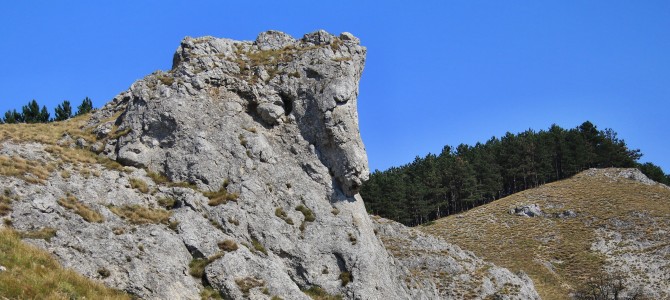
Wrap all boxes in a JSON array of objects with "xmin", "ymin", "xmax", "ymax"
[{"xmin": 509, "ymin": 204, "xmax": 543, "ymax": 217}]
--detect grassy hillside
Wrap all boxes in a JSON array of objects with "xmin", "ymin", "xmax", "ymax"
[
  {"xmin": 0, "ymin": 114, "xmax": 132, "ymax": 299},
  {"xmin": 0, "ymin": 228, "xmax": 130, "ymax": 299},
  {"xmin": 421, "ymin": 168, "xmax": 670, "ymax": 299}
]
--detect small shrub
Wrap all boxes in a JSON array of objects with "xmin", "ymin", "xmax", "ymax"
[
  {"xmin": 129, "ymin": 178, "xmax": 149, "ymax": 193},
  {"xmin": 112, "ymin": 227, "xmax": 125, "ymax": 235},
  {"xmin": 189, "ymin": 258, "xmax": 209, "ymax": 278},
  {"xmin": 157, "ymin": 197, "xmax": 177, "ymax": 209},
  {"xmin": 168, "ymin": 220, "xmax": 180, "ymax": 232},
  {"xmin": 348, "ymin": 233, "xmax": 357, "ymax": 245},
  {"xmin": 271, "ymin": 296, "xmax": 284, "ymax": 300},
  {"xmin": 200, "ymin": 286, "xmax": 224, "ymax": 300},
  {"xmin": 57, "ymin": 195, "xmax": 104, "ymax": 223},
  {"xmin": 238, "ymin": 134, "xmax": 248, "ymax": 146},
  {"xmin": 189, "ymin": 254, "xmax": 225, "ymax": 279},
  {"xmin": 228, "ymin": 217, "xmax": 240, "ymax": 226},
  {"xmin": 218, "ymin": 240, "xmax": 239, "ymax": 252},
  {"xmin": 275, "ymin": 207, "xmax": 294, "ymax": 225},
  {"xmin": 296, "ymin": 205, "xmax": 316, "ymax": 232},
  {"xmin": 331, "ymin": 207, "xmax": 340, "ymax": 215},
  {"xmin": 205, "ymin": 180, "xmax": 238, "ymax": 206},
  {"xmin": 251, "ymin": 238, "xmax": 267, "ymax": 255},
  {"xmin": 97, "ymin": 268, "xmax": 111, "ymax": 278},
  {"xmin": 339, "ymin": 272, "xmax": 352, "ymax": 286},
  {"xmin": 295, "ymin": 205, "xmax": 315, "ymax": 222},
  {"xmin": 303, "ymin": 286, "xmax": 343, "ymax": 300}
]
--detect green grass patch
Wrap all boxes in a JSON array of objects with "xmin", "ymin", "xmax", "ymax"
[{"xmin": 251, "ymin": 238, "xmax": 267, "ymax": 255}]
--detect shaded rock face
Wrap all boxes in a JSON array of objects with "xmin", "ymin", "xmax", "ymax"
[{"xmin": 1, "ymin": 30, "xmax": 540, "ymax": 300}]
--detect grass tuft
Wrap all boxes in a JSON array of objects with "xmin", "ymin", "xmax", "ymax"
[
  {"xmin": 57, "ymin": 195, "xmax": 104, "ymax": 223},
  {"xmin": 275, "ymin": 207, "xmax": 294, "ymax": 225},
  {"xmin": 129, "ymin": 178, "xmax": 149, "ymax": 193},
  {"xmin": 189, "ymin": 253, "xmax": 224, "ymax": 279},
  {"xmin": 205, "ymin": 180, "xmax": 238, "ymax": 206},
  {"xmin": 217, "ymin": 240, "xmax": 239, "ymax": 252},
  {"xmin": 251, "ymin": 238, "xmax": 268, "ymax": 255},
  {"xmin": 303, "ymin": 286, "xmax": 343, "ymax": 300},
  {"xmin": 108, "ymin": 205, "xmax": 171, "ymax": 225}
]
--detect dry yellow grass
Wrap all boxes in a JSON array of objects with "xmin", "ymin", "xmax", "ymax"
[
  {"xmin": 129, "ymin": 178, "xmax": 149, "ymax": 193},
  {"xmin": 0, "ymin": 155, "xmax": 53, "ymax": 184},
  {"xmin": 420, "ymin": 169, "xmax": 670, "ymax": 300},
  {"xmin": 109, "ymin": 204, "xmax": 171, "ymax": 225},
  {"xmin": 57, "ymin": 195, "xmax": 105, "ymax": 223},
  {"xmin": 0, "ymin": 113, "xmax": 128, "ymax": 179},
  {"xmin": 0, "ymin": 228, "xmax": 130, "ymax": 299}
]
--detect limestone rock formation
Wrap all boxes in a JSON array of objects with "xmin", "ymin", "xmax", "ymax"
[
  {"xmin": 0, "ymin": 30, "xmax": 539, "ymax": 299},
  {"xmin": 373, "ymin": 217, "xmax": 540, "ymax": 299}
]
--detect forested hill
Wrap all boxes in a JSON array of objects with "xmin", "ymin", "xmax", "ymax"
[{"xmin": 361, "ymin": 121, "xmax": 670, "ymax": 226}]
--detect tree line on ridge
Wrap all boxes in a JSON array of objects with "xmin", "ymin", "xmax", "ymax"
[
  {"xmin": 1, "ymin": 98, "xmax": 94, "ymax": 124},
  {"xmin": 360, "ymin": 121, "xmax": 670, "ymax": 226}
]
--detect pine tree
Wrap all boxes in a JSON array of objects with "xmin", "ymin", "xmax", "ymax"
[
  {"xmin": 39, "ymin": 105, "xmax": 50, "ymax": 123},
  {"xmin": 638, "ymin": 162, "xmax": 666, "ymax": 183},
  {"xmin": 22, "ymin": 100, "xmax": 41, "ymax": 123},
  {"xmin": 76, "ymin": 97, "xmax": 93, "ymax": 116},
  {"xmin": 3, "ymin": 109, "xmax": 23, "ymax": 123},
  {"xmin": 54, "ymin": 100, "xmax": 73, "ymax": 121}
]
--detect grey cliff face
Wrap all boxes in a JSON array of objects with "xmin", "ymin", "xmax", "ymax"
[
  {"xmin": 106, "ymin": 29, "xmax": 368, "ymax": 197},
  {"xmin": 90, "ymin": 30, "xmax": 402, "ymax": 299},
  {"xmin": 1, "ymin": 30, "xmax": 539, "ymax": 299}
]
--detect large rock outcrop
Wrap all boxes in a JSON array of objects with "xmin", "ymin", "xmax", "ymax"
[{"xmin": 1, "ymin": 30, "xmax": 539, "ymax": 299}]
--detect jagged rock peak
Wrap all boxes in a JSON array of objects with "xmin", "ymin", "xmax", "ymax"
[
  {"xmin": 83, "ymin": 30, "xmax": 410, "ymax": 299},
  {"xmin": 95, "ymin": 30, "xmax": 369, "ymax": 196}
]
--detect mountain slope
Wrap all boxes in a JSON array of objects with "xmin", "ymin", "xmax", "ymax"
[
  {"xmin": 421, "ymin": 168, "xmax": 670, "ymax": 299},
  {"xmin": 0, "ymin": 31, "xmax": 540, "ymax": 299}
]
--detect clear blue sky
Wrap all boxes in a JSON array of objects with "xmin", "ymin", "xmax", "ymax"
[{"xmin": 1, "ymin": 1, "xmax": 669, "ymax": 173}]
